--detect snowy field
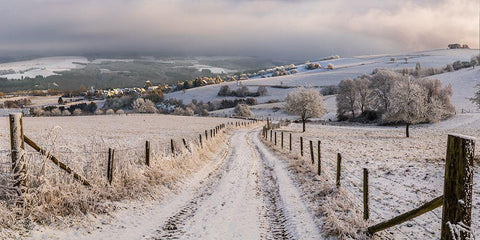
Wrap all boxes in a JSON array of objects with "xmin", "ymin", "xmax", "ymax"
[
  {"xmin": 0, "ymin": 56, "xmax": 89, "ymax": 79},
  {"xmin": 0, "ymin": 114, "xmax": 234, "ymax": 153},
  {"xmin": 166, "ymin": 49, "xmax": 479, "ymax": 110},
  {"xmin": 268, "ymin": 114, "xmax": 480, "ymax": 239}
]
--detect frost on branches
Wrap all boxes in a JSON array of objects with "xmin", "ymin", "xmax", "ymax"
[
  {"xmin": 132, "ymin": 98, "xmax": 157, "ymax": 113},
  {"xmin": 336, "ymin": 69, "xmax": 455, "ymax": 137},
  {"xmin": 385, "ymin": 76, "xmax": 426, "ymax": 137},
  {"xmin": 285, "ymin": 87, "xmax": 326, "ymax": 132},
  {"xmin": 234, "ymin": 104, "xmax": 254, "ymax": 118}
]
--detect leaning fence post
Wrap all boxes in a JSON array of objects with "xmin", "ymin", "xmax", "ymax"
[
  {"xmin": 145, "ymin": 141, "xmax": 150, "ymax": 166},
  {"xmin": 317, "ymin": 140, "xmax": 321, "ymax": 175},
  {"xmin": 336, "ymin": 153, "xmax": 342, "ymax": 187},
  {"xmin": 170, "ymin": 139, "xmax": 175, "ymax": 156},
  {"xmin": 310, "ymin": 140, "xmax": 314, "ymax": 164},
  {"xmin": 199, "ymin": 134, "xmax": 203, "ymax": 148},
  {"xmin": 9, "ymin": 113, "xmax": 26, "ymax": 196},
  {"xmin": 182, "ymin": 138, "xmax": 190, "ymax": 152},
  {"xmin": 107, "ymin": 148, "xmax": 115, "ymax": 184},
  {"xmin": 300, "ymin": 137, "xmax": 303, "ymax": 156},
  {"xmin": 205, "ymin": 130, "xmax": 208, "ymax": 140},
  {"xmin": 364, "ymin": 168, "xmax": 369, "ymax": 220},
  {"xmin": 441, "ymin": 134, "xmax": 475, "ymax": 240}
]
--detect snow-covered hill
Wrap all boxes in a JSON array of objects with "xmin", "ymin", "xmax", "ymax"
[{"xmin": 166, "ymin": 48, "xmax": 479, "ymax": 119}]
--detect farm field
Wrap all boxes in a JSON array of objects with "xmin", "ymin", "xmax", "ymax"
[
  {"xmin": 266, "ymin": 114, "xmax": 480, "ymax": 239},
  {"xmin": 165, "ymin": 49, "xmax": 478, "ymax": 109},
  {"xmin": 0, "ymin": 114, "xmax": 234, "ymax": 152}
]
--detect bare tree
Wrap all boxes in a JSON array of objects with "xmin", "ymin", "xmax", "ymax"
[
  {"xmin": 336, "ymin": 78, "xmax": 357, "ymax": 118},
  {"xmin": 385, "ymin": 76, "xmax": 426, "ymax": 137},
  {"xmin": 285, "ymin": 87, "xmax": 326, "ymax": 132}
]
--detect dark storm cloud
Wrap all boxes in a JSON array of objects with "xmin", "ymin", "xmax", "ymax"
[{"xmin": 0, "ymin": 0, "xmax": 477, "ymax": 59}]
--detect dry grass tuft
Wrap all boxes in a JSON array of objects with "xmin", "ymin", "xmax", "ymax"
[{"xmin": 261, "ymin": 133, "xmax": 373, "ymax": 239}]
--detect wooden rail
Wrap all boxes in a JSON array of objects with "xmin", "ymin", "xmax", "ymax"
[
  {"xmin": 368, "ymin": 195, "xmax": 443, "ymax": 234},
  {"xmin": 24, "ymin": 135, "xmax": 91, "ymax": 187}
]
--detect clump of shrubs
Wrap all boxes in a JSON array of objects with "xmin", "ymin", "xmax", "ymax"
[
  {"xmin": 305, "ymin": 62, "xmax": 321, "ymax": 70},
  {"xmin": 234, "ymin": 104, "xmax": 254, "ymax": 118},
  {"xmin": 0, "ymin": 98, "xmax": 32, "ymax": 108},
  {"xmin": 217, "ymin": 85, "xmax": 268, "ymax": 97}
]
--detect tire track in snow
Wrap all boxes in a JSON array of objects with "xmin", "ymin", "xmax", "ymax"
[
  {"xmin": 150, "ymin": 129, "xmax": 322, "ymax": 240},
  {"xmin": 250, "ymin": 130, "xmax": 323, "ymax": 240},
  {"xmin": 245, "ymin": 132, "xmax": 295, "ymax": 240},
  {"xmin": 150, "ymin": 144, "xmax": 238, "ymax": 240}
]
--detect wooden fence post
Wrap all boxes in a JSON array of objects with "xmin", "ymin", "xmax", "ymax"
[
  {"xmin": 441, "ymin": 134, "xmax": 475, "ymax": 240},
  {"xmin": 364, "ymin": 168, "xmax": 369, "ymax": 220},
  {"xmin": 289, "ymin": 133, "xmax": 292, "ymax": 151},
  {"xmin": 171, "ymin": 139, "xmax": 175, "ymax": 156},
  {"xmin": 300, "ymin": 137, "xmax": 303, "ymax": 156},
  {"xmin": 336, "ymin": 153, "xmax": 342, "ymax": 187},
  {"xmin": 107, "ymin": 148, "xmax": 114, "ymax": 184},
  {"xmin": 270, "ymin": 130, "xmax": 273, "ymax": 142},
  {"xmin": 317, "ymin": 140, "xmax": 321, "ymax": 175},
  {"xmin": 310, "ymin": 140, "xmax": 314, "ymax": 164},
  {"xmin": 281, "ymin": 132, "xmax": 284, "ymax": 149},
  {"xmin": 9, "ymin": 113, "xmax": 26, "ymax": 195},
  {"xmin": 199, "ymin": 134, "xmax": 203, "ymax": 148},
  {"xmin": 145, "ymin": 141, "xmax": 150, "ymax": 166},
  {"xmin": 210, "ymin": 129, "xmax": 213, "ymax": 138},
  {"xmin": 182, "ymin": 138, "xmax": 190, "ymax": 152},
  {"xmin": 274, "ymin": 132, "xmax": 277, "ymax": 145}
]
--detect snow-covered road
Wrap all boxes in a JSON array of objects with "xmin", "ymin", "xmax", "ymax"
[{"xmin": 30, "ymin": 129, "xmax": 322, "ymax": 240}]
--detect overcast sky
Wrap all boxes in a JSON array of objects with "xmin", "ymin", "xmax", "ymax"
[{"xmin": 0, "ymin": 0, "xmax": 478, "ymax": 59}]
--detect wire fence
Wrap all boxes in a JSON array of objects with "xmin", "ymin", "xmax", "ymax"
[
  {"xmin": 0, "ymin": 119, "xmax": 262, "ymax": 201},
  {"xmin": 262, "ymin": 128, "xmax": 478, "ymax": 239}
]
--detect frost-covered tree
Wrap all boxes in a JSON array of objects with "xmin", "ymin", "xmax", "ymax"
[
  {"xmin": 184, "ymin": 107, "xmax": 195, "ymax": 116},
  {"xmin": 336, "ymin": 78, "xmax": 357, "ymax": 118},
  {"xmin": 471, "ymin": 56, "xmax": 479, "ymax": 69},
  {"xmin": 355, "ymin": 77, "xmax": 372, "ymax": 115},
  {"xmin": 217, "ymin": 85, "xmax": 232, "ymax": 96},
  {"xmin": 419, "ymin": 78, "xmax": 455, "ymax": 122},
  {"xmin": 385, "ymin": 76, "xmax": 426, "ymax": 137},
  {"xmin": 73, "ymin": 108, "xmax": 83, "ymax": 116},
  {"xmin": 370, "ymin": 69, "xmax": 398, "ymax": 113},
  {"xmin": 132, "ymin": 98, "xmax": 157, "ymax": 113},
  {"xmin": 257, "ymin": 86, "xmax": 268, "ymax": 96},
  {"xmin": 173, "ymin": 107, "xmax": 185, "ymax": 115},
  {"xmin": 234, "ymin": 104, "xmax": 254, "ymax": 118},
  {"xmin": 50, "ymin": 108, "xmax": 61, "ymax": 116},
  {"xmin": 285, "ymin": 87, "xmax": 326, "ymax": 132}
]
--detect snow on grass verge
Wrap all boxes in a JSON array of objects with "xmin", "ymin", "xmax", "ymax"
[{"xmin": 259, "ymin": 131, "xmax": 370, "ymax": 239}]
